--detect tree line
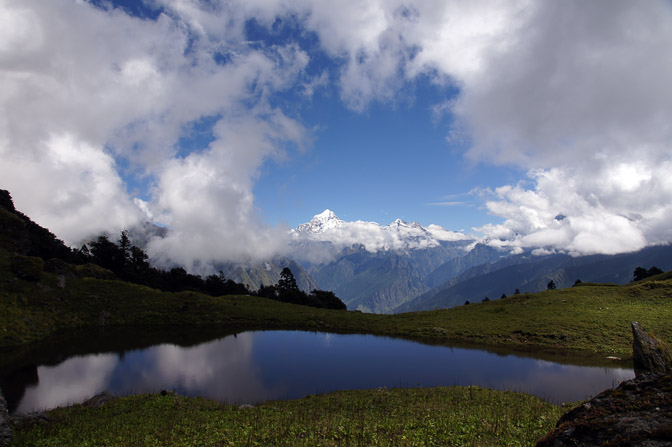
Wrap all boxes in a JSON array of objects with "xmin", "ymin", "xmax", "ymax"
[
  {"xmin": 75, "ymin": 231, "xmax": 346, "ymax": 310},
  {"xmin": 632, "ymin": 266, "xmax": 664, "ymax": 282}
]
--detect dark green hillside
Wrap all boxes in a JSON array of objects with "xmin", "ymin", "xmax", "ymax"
[
  {"xmin": 399, "ymin": 277, "xmax": 672, "ymax": 357},
  {"xmin": 0, "ymin": 189, "xmax": 345, "ymax": 312},
  {"xmin": 0, "ymin": 190, "xmax": 75, "ymax": 261}
]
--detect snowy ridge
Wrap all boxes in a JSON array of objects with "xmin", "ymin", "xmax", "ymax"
[
  {"xmin": 292, "ymin": 210, "xmax": 471, "ymax": 253},
  {"xmin": 296, "ymin": 209, "xmax": 343, "ymax": 234}
]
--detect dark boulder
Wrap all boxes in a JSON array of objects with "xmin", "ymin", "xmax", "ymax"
[
  {"xmin": 536, "ymin": 373, "xmax": 672, "ymax": 447},
  {"xmin": 537, "ymin": 323, "xmax": 672, "ymax": 446},
  {"xmin": 9, "ymin": 412, "xmax": 50, "ymax": 428},
  {"xmin": 632, "ymin": 321, "xmax": 672, "ymax": 375}
]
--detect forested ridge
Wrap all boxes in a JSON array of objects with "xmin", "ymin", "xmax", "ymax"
[{"xmin": 0, "ymin": 189, "xmax": 345, "ymax": 310}]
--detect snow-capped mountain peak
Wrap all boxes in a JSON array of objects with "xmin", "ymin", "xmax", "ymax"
[
  {"xmin": 391, "ymin": 218, "xmax": 423, "ymax": 230},
  {"xmin": 296, "ymin": 209, "xmax": 343, "ymax": 234},
  {"xmin": 292, "ymin": 210, "xmax": 470, "ymax": 253}
]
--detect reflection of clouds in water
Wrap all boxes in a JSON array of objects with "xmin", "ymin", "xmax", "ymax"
[
  {"xmin": 17, "ymin": 354, "xmax": 118, "ymax": 412},
  {"xmin": 127, "ymin": 332, "xmax": 278, "ymax": 403},
  {"xmin": 16, "ymin": 332, "xmax": 278, "ymax": 412}
]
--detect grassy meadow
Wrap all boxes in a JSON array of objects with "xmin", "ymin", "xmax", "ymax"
[{"xmin": 10, "ymin": 387, "xmax": 569, "ymax": 447}]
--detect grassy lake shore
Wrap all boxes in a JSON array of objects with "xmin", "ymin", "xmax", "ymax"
[{"xmin": 10, "ymin": 387, "xmax": 570, "ymax": 447}]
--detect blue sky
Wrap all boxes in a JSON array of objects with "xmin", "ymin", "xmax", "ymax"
[
  {"xmin": 225, "ymin": 12, "xmax": 520, "ymax": 229},
  {"xmin": 2, "ymin": 0, "xmax": 672, "ymax": 266},
  {"xmin": 254, "ymin": 77, "xmax": 519, "ymax": 230}
]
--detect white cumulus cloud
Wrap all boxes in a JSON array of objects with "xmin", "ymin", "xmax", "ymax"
[
  {"xmin": 455, "ymin": 2, "xmax": 672, "ymax": 255},
  {"xmin": 0, "ymin": 0, "xmax": 311, "ymax": 263}
]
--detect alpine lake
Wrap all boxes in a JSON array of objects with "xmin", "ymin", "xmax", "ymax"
[{"xmin": 0, "ymin": 327, "xmax": 634, "ymax": 414}]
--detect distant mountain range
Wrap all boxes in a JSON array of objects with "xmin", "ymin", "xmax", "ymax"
[
  {"xmin": 89, "ymin": 208, "xmax": 672, "ymax": 314},
  {"xmin": 205, "ymin": 210, "xmax": 480, "ymax": 309},
  {"xmin": 286, "ymin": 210, "xmax": 672, "ymax": 313},
  {"xmin": 395, "ymin": 244, "xmax": 672, "ymax": 313},
  {"xmin": 288, "ymin": 211, "xmax": 500, "ymax": 312}
]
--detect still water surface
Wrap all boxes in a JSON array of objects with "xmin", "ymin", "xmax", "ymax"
[{"xmin": 4, "ymin": 330, "xmax": 633, "ymax": 412}]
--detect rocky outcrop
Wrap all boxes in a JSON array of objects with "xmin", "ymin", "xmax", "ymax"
[
  {"xmin": 0, "ymin": 387, "xmax": 12, "ymax": 447},
  {"xmin": 536, "ymin": 373, "xmax": 672, "ymax": 447},
  {"xmin": 632, "ymin": 321, "xmax": 672, "ymax": 375},
  {"xmin": 537, "ymin": 323, "xmax": 672, "ymax": 446}
]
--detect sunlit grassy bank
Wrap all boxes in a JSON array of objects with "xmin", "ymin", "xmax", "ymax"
[
  {"xmin": 396, "ymin": 276, "xmax": 672, "ymax": 358},
  {"xmin": 2, "ymin": 247, "xmax": 671, "ymax": 359},
  {"xmin": 11, "ymin": 387, "xmax": 568, "ymax": 447}
]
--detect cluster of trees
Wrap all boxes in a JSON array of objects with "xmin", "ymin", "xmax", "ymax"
[
  {"xmin": 76, "ymin": 231, "xmax": 346, "ymax": 310},
  {"xmin": 464, "ymin": 288, "xmax": 523, "ymax": 305},
  {"xmin": 633, "ymin": 266, "xmax": 664, "ymax": 282},
  {"xmin": 72, "ymin": 231, "xmax": 250, "ymax": 295},
  {"xmin": 257, "ymin": 267, "xmax": 347, "ymax": 310}
]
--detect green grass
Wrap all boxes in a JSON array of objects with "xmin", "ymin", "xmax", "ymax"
[
  {"xmin": 11, "ymin": 387, "xmax": 569, "ymax": 447},
  {"xmin": 393, "ymin": 278, "xmax": 672, "ymax": 357},
  {"xmin": 2, "ymin": 247, "xmax": 671, "ymax": 359}
]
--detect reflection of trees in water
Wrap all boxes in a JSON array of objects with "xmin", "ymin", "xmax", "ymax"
[{"xmin": 0, "ymin": 364, "xmax": 38, "ymax": 413}]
